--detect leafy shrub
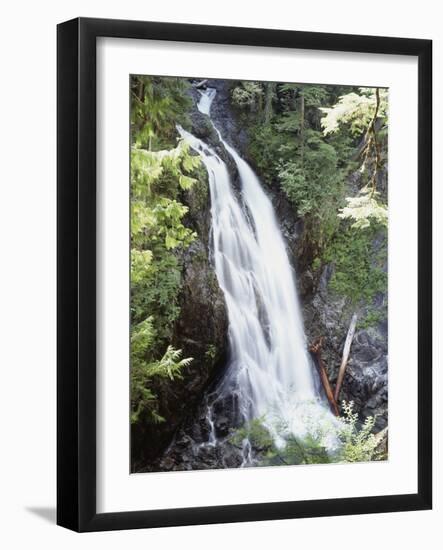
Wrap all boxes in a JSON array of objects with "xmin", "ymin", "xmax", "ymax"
[
  {"xmin": 321, "ymin": 88, "xmax": 388, "ymax": 137},
  {"xmin": 130, "ymin": 76, "xmax": 203, "ymax": 432},
  {"xmin": 229, "ymin": 401, "xmax": 383, "ymax": 467},
  {"xmin": 131, "ymin": 75, "xmax": 192, "ymax": 150},
  {"xmin": 338, "ymin": 401, "xmax": 382, "ymax": 462},
  {"xmin": 264, "ymin": 433, "xmax": 331, "ymax": 466},
  {"xmin": 339, "ymin": 188, "xmax": 388, "ymax": 230},
  {"xmin": 323, "ymin": 223, "xmax": 387, "ymax": 305},
  {"xmin": 130, "ymin": 316, "xmax": 193, "ymax": 424},
  {"xmin": 229, "ymin": 418, "xmax": 274, "ymax": 450},
  {"xmin": 231, "ymin": 81, "xmax": 264, "ymax": 110}
]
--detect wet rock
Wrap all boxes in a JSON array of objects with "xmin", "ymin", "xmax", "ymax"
[
  {"xmin": 187, "ymin": 82, "xmax": 241, "ymax": 193},
  {"xmin": 214, "ymin": 415, "xmax": 230, "ymax": 438},
  {"xmin": 297, "ymin": 252, "xmax": 388, "ymax": 430},
  {"xmin": 160, "ymin": 457, "xmax": 176, "ymax": 471},
  {"xmin": 189, "ymin": 109, "xmax": 217, "ymax": 142},
  {"xmin": 204, "ymin": 79, "xmax": 249, "ymax": 153},
  {"xmin": 222, "ymin": 444, "xmax": 244, "ymax": 468},
  {"xmin": 354, "ymin": 346, "xmax": 380, "ymax": 363}
]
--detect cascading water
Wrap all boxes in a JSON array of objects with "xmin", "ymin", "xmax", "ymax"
[{"xmin": 178, "ymin": 88, "xmax": 334, "ymax": 461}]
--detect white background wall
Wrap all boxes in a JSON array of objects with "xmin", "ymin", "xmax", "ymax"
[{"xmin": 0, "ymin": 0, "xmax": 440, "ymax": 547}]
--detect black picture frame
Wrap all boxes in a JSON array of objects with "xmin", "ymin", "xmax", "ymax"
[{"xmin": 57, "ymin": 17, "xmax": 432, "ymax": 532}]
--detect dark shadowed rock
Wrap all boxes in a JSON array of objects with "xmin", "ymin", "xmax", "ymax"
[{"xmin": 302, "ymin": 261, "xmax": 388, "ymax": 430}]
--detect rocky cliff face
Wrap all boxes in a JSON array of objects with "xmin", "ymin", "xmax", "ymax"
[
  {"xmin": 303, "ymin": 268, "xmax": 388, "ymax": 431},
  {"xmin": 270, "ymin": 167, "xmax": 388, "ymax": 432}
]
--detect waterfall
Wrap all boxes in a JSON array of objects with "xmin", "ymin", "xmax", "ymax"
[{"xmin": 178, "ymin": 88, "xmax": 332, "ymax": 454}]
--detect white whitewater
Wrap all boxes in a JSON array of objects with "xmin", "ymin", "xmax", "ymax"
[{"xmin": 178, "ymin": 88, "xmax": 332, "ymax": 452}]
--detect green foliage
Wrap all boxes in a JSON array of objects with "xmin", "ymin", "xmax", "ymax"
[
  {"xmin": 339, "ymin": 188, "xmax": 388, "ymax": 229},
  {"xmin": 130, "ymin": 141, "xmax": 200, "ymax": 344},
  {"xmin": 205, "ymin": 344, "xmax": 218, "ymax": 362},
  {"xmin": 242, "ymin": 83, "xmax": 388, "ymax": 290},
  {"xmin": 321, "ymin": 88, "xmax": 388, "ymax": 137},
  {"xmin": 131, "ymin": 249, "xmax": 153, "ymax": 286},
  {"xmin": 277, "ymin": 132, "xmax": 345, "ymax": 254},
  {"xmin": 131, "ymin": 252, "xmax": 182, "ymax": 342},
  {"xmin": 264, "ymin": 434, "xmax": 331, "ymax": 466},
  {"xmin": 338, "ymin": 401, "xmax": 382, "ymax": 462},
  {"xmin": 130, "ymin": 316, "xmax": 193, "ymax": 424},
  {"xmin": 322, "ymin": 88, "xmax": 388, "ymax": 229},
  {"xmin": 278, "ymin": 134, "xmax": 340, "ymax": 214},
  {"xmin": 131, "ymin": 197, "xmax": 196, "ymax": 251},
  {"xmin": 131, "ymin": 75, "xmax": 192, "ymax": 150},
  {"xmin": 358, "ymin": 308, "xmax": 385, "ymax": 329},
  {"xmin": 229, "ymin": 418, "xmax": 274, "ymax": 450},
  {"xmin": 278, "ymin": 83, "xmax": 328, "ymax": 109},
  {"xmin": 230, "ymin": 401, "xmax": 382, "ymax": 467},
  {"xmin": 130, "ymin": 76, "xmax": 202, "ymax": 430},
  {"xmin": 248, "ymin": 123, "xmax": 286, "ymax": 179},
  {"xmin": 323, "ymin": 223, "xmax": 387, "ymax": 305},
  {"xmin": 245, "ymin": 84, "xmax": 356, "ymax": 258},
  {"xmin": 231, "ymin": 81, "xmax": 264, "ymax": 111},
  {"xmin": 131, "ymin": 141, "xmax": 201, "ymax": 203},
  {"xmin": 299, "ymin": 84, "xmax": 329, "ymax": 108}
]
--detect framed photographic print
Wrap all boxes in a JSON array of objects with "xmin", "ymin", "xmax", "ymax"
[{"xmin": 57, "ymin": 17, "xmax": 432, "ymax": 531}]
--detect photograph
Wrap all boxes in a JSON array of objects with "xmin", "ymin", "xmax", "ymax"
[{"xmin": 130, "ymin": 75, "xmax": 389, "ymax": 473}]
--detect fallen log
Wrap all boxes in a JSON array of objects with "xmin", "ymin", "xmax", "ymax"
[
  {"xmin": 309, "ymin": 337, "xmax": 339, "ymax": 416},
  {"xmin": 193, "ymin": 79, "xmax": 208, "ymax": 89},
  {"xmin": 334, "ymin": 313, "xmax": 358, "ymax": 402}
]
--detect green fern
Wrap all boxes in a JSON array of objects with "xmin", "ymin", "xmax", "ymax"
[{"xmin": 130, "ymin": 317, "xmax": 193, "ymax": 424}]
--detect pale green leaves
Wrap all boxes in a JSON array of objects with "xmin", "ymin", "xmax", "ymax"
[
  {"xmin": 131, "ymin": 201, "xmax": 156, "ymax": 244},
  {"xmin": 181, "ymin": 150, "xmax": 201, "ymax": 173},
  {"xmin": 130, "ymin": 316, "xmax": 193, "ymax": 424},
  {"xmin": 148, "ymin": 346, "xmax": 193, "ymax": 381},
  {"xmin": 339, "ymin": 401, "xmax": 382, "ymax": 463},
  {"xmin": 339, "ymin": 188, "xmax": 388, "ymax": 229},
  {"xmin": 321, "ymin": 88, "xmax": 388, "ymax": 136},
  {"xmin": 131, "ymin": 198, "xmax": 196, "ymax": 250},
  {"xmin": 178, "ymin": 174, "xmax": 195, "ymax": 190},
  {"xmin": 131, "ymin": 249, "xmax": 153, "ymax": 285},
  {"xmin": 320, "ymin": 88, "xmax": 388, "ymax": 229},
  {"xmin": 130, "ymin": 140, "xmax": 199, "ymax": 250},
  {"xmin": 131, "ymin": 140, "xmax": 201, "ymax": 199},
  {"xmin": 131, "ymin": 316, "xmax": 156, "ymax": 360},
  {"xmin": 129, "ymin": 76, "xmax": 200, "ymax": 428},
  {"xmin": 231, "ymin": 81, "xmax": 264, "ymax": 109}
]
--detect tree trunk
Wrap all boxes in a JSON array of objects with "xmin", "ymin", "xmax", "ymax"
[
  {"xmin": 137, "ymin": 78, "xmax": 144, "ymax": 102},
  {"xmin": 264, "ymin": 83, "xmax": 275, "ymax": 124},
  {"xmin": 334, "ymin": 313, "xmax": 358, "ymax": 402},
  {"xmin": 300, "ymin": 92, "xmax": 305, "ymax": 167},
  {"xmin": 194, "ymin": 79, "xmax": 208, "ymax": 89},
  {"xmin": 309, "ymin": 337, "xmax": 339, "ymax": 416}
]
